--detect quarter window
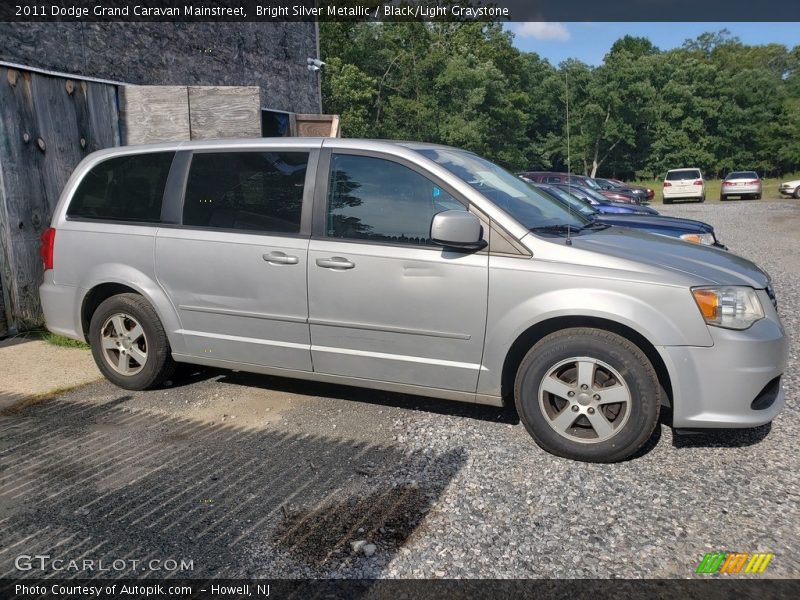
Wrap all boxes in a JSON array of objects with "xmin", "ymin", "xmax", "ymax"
[
  {"xmin": 67, "ymin": 152, "xmax": 174, "ymax": 222},
  {"xmin": 327, "ymin": 154, "xmax": 465, "ymax": 245},
  {"xmin": 182, "ymin": 152, "xmax": 308, "ymax": 233}
]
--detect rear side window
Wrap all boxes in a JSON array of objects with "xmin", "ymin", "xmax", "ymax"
[
  {"xmin": 666, "ymin": 169, "xmax": 702, "ymax": 181},
  {"xmin": 67, "ymin": 152, "xmax": 174, "ymax": 222},
  {"xmin": 182, "ymin": 152, "xmax": 308, "ymax": 234}
]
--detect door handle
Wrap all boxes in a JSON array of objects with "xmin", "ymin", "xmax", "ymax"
[
  {"xmin": 316, "ymin": 256, "xmax": 355, "ymax": 270},
  {"xmin": 263, "ymin": 251, "xmax": 299, "ymax": 265}
]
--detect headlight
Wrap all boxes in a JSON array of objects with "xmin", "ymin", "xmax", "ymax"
[
  {"xmin": 691, "ymin": 286, "xmax": 764, "ymax": 330},
  {"xmin": 680, "ymin": 232, "xmax": 715, "ymax": 245}
]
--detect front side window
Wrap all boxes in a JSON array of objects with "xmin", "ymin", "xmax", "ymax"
[
  {"xmin": 327, "ymin": 154, "xmax": 465, "ymax": 245},
  {"xmin": 67, "ymin": 152, "xmax": 174, "ymax": 222},
  {"xmin": 182, "ymin": 152, "xmax": 308, "ymax": 233}
]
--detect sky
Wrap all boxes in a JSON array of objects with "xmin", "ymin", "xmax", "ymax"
[{"xmin": 507, "ymin": 23, "xmax": 800, "ymax": 66}]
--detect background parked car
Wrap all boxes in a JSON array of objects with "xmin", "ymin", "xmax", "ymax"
[
  {"xmin": 609, "ymin": 178, "xmax": 655, "ymax": 200},
  {"xmin": 520, "ymin": 171, "xmax": 640, "ymax": 204},
  {"xmin": 721, "ymin": 171, "xmax": 762, "ymax": 200},
  {"xmin": 534, "ymin": 184, "xmax": 724, "ymax": 248},
  {"xmin": 779, "ymin": 179, "xmax": 800, "ymax": 198},
  {"xmin": 662, "ymin": 168, "xmax": 705, "ymax": 204},
  {"xmin": 595, "ymin": 178, "xmax": 650, "ymax": 204},
  {"xmin": 552, "ymin": 183, "xmax": 659, "ymax": 215}
]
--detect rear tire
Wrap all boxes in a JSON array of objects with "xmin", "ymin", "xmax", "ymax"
[
  {"xmin": 756, "ymin": 194, "xmax": 762, "ymax": 200},
  {"xmin": 514, "ymin": 328, "xmax": 661, "ymax": 463},
  {"xmin": 663, "ymin": 197, "xmax": 672, "ymax": 205},
  {"xmin": 720, "ymin": 195, "xmax": 726, "ymax": 201},
  {"xmin": 89, "ymin": 293, "xmax": 176, "ymax": 390},
  {"xmin": 698, "ymin": 195, "xmax": 705, "ymax": 203}
]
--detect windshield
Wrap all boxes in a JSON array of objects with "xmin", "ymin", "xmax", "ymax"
[
  {"xmin": 555, "ymin": 183, "xmax": 609, "ymax": 204},
  {"xmin": 580, "ymin": 177, "xmax": 601, "ymax": 190},
  {"xmin": 536, "ymin": 184, "xmax": 596, "ymax": 217},
  {"xmin": 413, "ymin": 148, "xmax": 587, "ymax": 230},
  {"xmin": 727, "ymin": 171, "xmax": 758, "ymax": 180},
  {"xmin": 666, "ymin": 169, "xmax": 701, "ymax": 181}
]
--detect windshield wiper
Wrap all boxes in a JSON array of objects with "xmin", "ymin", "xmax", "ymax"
[{"xmin": 529, "ymin": 224, "xmax": 584, "ymax": 234}]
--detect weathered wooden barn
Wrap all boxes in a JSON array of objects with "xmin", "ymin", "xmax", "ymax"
[{"xmin": 0, "ymin": 23, "xmax": 329, "ymax": 336}]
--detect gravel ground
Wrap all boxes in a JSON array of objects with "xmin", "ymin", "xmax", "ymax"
[{"xmin": 0, "ymin": 199, "xmax": 798, "ymax": 580}]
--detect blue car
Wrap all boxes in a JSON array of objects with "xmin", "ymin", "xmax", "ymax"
[
  {"xmin": 553, "ymin": 183, "xmax": 659, "ymax": 215},
  {"xmin": 534, "ymin": 183, "xmax": 726, "ymax": 249}
]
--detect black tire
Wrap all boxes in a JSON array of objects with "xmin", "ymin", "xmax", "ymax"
[
  {"xmin": 514, "ymin": 328, "xmax": 661, "ymax": 463},
  {"xmin": 89, "ymin": 293, "xmax": 176, "ymax": 390},
  {"xmin": 756, "ymin": 194, "xmax": 762, "ymax": 200},
  {"xmin": 663, "ymin": 197, "xmax": 672, "ymax": 205},
  {"xmin": 698, "ymin": 195, "xmax": 705, "ymax": 203},
  {"xmin": 794, "ymin": 187, "xmax": 800, "ymax": 199},
  {"xmin": 720, "ymin": 195, "xmax": 726, "ymax": 201}
]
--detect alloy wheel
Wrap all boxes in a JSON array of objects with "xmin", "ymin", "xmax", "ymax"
[{"xmin": 100, "ymin": 313, "xmax": 148, "ymax": 375}]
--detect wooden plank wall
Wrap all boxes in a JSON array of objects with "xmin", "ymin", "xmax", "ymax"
[
  {"xmin": 0, "ymin": 67, "xmax": 119, "ymax": 329},
  {"xmin": 188, "ymin": 86, "xmax": 261, "ymax": 139},
  {"xmin": 0, "ymin": 271, "xmax": 7, "ymax": 337}
]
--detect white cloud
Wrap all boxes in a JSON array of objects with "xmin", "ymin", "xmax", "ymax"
[{"xmin": 513, "ymin": 22, "xmax": 571, "ymax": 42}]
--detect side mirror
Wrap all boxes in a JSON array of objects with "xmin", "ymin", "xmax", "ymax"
[{"xmin": 431, "ymin": 210, "xmax": 487, "ymax": 251}]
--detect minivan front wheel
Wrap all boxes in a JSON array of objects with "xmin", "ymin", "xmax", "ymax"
[
  {"xmin": 514, "ymin": 328, "xmax": 660, "ymax": 462},
  {"xmin": 89, "ymin": 293, "xmax": 176, "ymax": 390}
]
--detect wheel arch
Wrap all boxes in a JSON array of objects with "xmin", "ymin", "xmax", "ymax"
[
  {"xmin": 500, "ymin": 315, "xmax": 673, "ymax": 409},
  {"xmin": 79, "ymin": 275, "xmax": 184, "ymax": 354}
]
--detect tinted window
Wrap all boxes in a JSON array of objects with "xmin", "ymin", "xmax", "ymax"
[
  {"xmin": 327, "ymin": 154, "xmax": 465, "ymax": 245},
  {"xmin": 183, "ymin": 152, "xmax": 308, "ymax": 233},
  {"xmin": 413, "ymin": 148, "xmax": 587, "ymax": 230},
  {"xmin": 666, "ymin": 169, "xmax": 702, "ymax": 181},
  {"xmin": 67, "ymin": 152, "xmax": 174, "ymax": 222},
  {"xmin": 727, "ymin": 171, "xmax": 758, "ymax": 180}
]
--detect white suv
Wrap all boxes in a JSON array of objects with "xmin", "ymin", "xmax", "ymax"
[{"xmin": 663, "ymin": 168, "xmax": 705, "ymax": 204}]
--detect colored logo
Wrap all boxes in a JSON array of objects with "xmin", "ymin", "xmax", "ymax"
[{"xmin": 696, "ymin": 552, "xmax": 774, "ymax": 574}]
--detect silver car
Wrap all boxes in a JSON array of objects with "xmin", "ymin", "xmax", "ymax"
[
  {"xmin": 39, "ymin": 139, "xmax": 788, "ymax": 462},
  {"xmin": 721, "ymin": 171, "xmax": 762, "ymax": 200}
]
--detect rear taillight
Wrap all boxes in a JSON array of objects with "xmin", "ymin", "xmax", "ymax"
[
  {"xmin": 747, "ymin": 180, "xmax": 760, "ymax": 185},
  {"xmin": 693, "ymin": 179, "xmax": 703, "ymax": 185},
  {"xmin": 663, "ymin": 182, "xmax": 672, "ymax": 187},
  {"xmin": 40, "ymin": 227, "xmax": 55, "ymax": 271}
]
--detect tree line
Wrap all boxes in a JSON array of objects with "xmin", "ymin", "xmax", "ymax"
[{"xmin": 320, "ymin": 23, "xmax": 800, "ymax": 179}]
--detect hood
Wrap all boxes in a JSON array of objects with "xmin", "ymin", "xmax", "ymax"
[
  {"xmin": 603, "ymin": 201, "xmax": 658, "ymax": 215},
  {"xmin": 595, "ymin": 214, "xmax": 713, "ymax": 233},
  {"xmin": 563, "ymin": 227, "xmax": 769, "ymax": 288},
  {"xmin": 782, "ymin": 179, "xmax": 800, "ymax": 186}
]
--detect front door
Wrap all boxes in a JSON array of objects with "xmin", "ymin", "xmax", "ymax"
[
  {"xmin": 307, "ymin": 152, "xmax": 489, "ymax": 393},
  {"xmin": 156, "ymin": 149, "xmax": 314, "ymax": 370}
]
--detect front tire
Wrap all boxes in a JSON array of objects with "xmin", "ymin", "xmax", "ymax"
[
  {"xmin": 794, "ymin": 187, "xmax": 800, "ymax": 199},
  {"xmin": 89, "ymin": 293, "xmax": 176, "ymax": 390},
  {"xmin": 514, "ymin": 328, "xmax": 661, "ymax": 463}
]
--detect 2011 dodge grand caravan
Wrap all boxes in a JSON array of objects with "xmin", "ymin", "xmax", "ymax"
[{"xmin": 40, "ymin": 139, "xmax": 787, "ymax": 462}]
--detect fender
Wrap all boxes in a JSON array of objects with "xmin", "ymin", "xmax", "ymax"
[
  {"xmin": 477, "ymin": 286, "xmax": 713, "ymax": 396},
  {"xmin": 78, "ymin": 264, "xmax": 187, "ymax": 354}
]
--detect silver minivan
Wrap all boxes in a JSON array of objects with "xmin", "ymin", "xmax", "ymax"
[{"xmin": 40, "ymin": 139, "xmax": 787, "ymax": 462}]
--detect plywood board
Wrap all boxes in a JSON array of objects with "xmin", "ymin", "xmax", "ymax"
[
  {"xmin": 294, "ymin": 113, "xmax": 340, "ymax": 137},
  {"xmin": 119, "ymin": 85, "xmax": 190, "ymax": 145},
  {"xmin": 188, "ymin": 86, "xmax": 261, "ymax": 140}
]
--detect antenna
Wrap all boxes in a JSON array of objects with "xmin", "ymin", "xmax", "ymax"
[{"xmin": 565, "ymin": 69, "xmax": 573, "ymax": 246}]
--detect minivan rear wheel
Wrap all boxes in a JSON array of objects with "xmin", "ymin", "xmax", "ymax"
[
  {"xmin": 89, "ymin": 293, "xmax": 176, "ymax": 390},
  {"xmin": 514, "ymin": 328, "xmax": 660, "ymax": 462}
]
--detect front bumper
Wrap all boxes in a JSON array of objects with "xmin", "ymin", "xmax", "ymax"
[
  {"xmin": 662, "ymin": 300, "xmax": 787, "ymax": 428},
  {"xmin": 779, "ymin": 184, "xmax": 799, "ymax": 196}
]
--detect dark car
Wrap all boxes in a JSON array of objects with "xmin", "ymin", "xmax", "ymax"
[
  {"xmin": 521, "ymin": 171, "xmax": 641, "ymax": 204},
  {"xmin": 552, "ymin": 183, "xmax": 659, "ymax": 215},
  {"xmin": 535, "ymin": 184, "xmax": 725, "ymax": 248},
  {"xmin": 595, "ymin": 177, "xmax": 651, "ymax": 204},
  {"xmin": 609, "ymin": 177, "xmax": 655, "ymax": 200}
]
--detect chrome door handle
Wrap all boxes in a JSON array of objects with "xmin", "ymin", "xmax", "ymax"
[
  {"xmin": 263, "ymin": 251, "xmax": 299, "ymax": 265},
  {"xmin": 316, "ymin": 256, "xmax": 355, "ymax": 270}
]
